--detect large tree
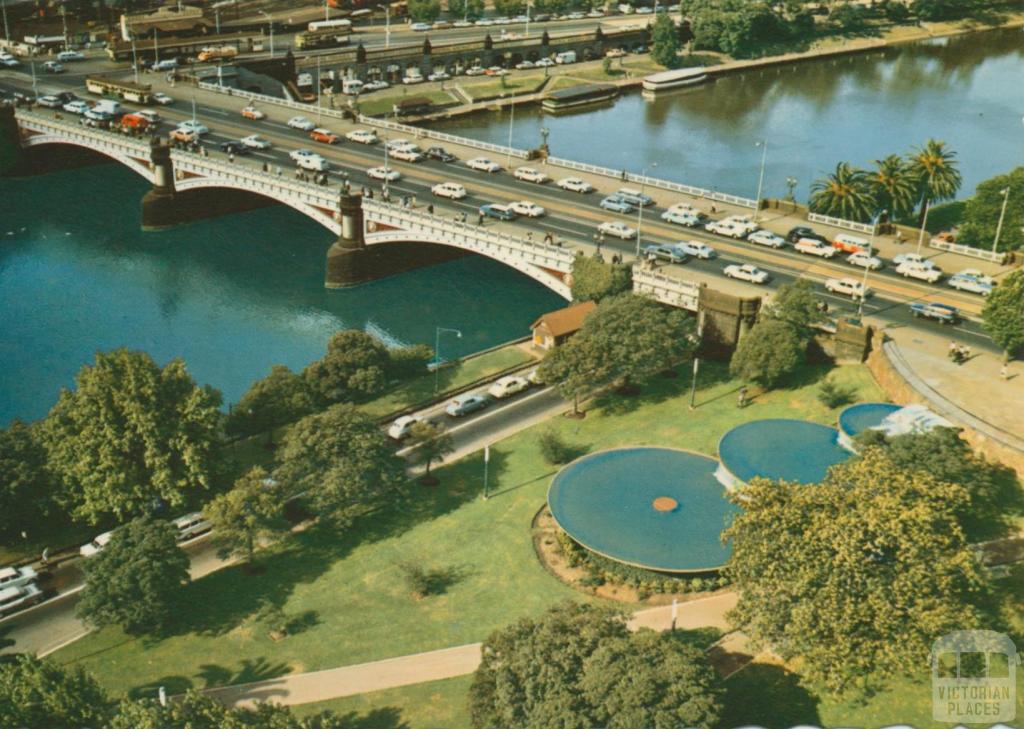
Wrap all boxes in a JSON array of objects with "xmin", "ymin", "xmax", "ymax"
[
  {"xmin": 809, "ymin": 162, "xmax": 875, "ymax": 222},
  {"xmin": 0, "ymin": 655, "xmax": 112, "ymax": 729},
  {"xmin": 908, "ymin": 138, "xmax": 962, "ymax": 221},
  {"xmin": 0, "ymin": 421, "xmax": 56, "ymax": 543},
  {"xmin": 302, "ymin": 330, "xmax": 391, "ymax": 406},
  {"xmin": 109, "ymin": 690, "xmax": 347, "ymax": 728},
  {"xmin": 724, "ymin": 448, "xmax": 985, "ymax": 695},
  {"xmin": 650, "ymin": 13, "xmax": 681, "ymax": 68},
  {"xmin": 274, "ymin": 404, "xmax": 406, "ymax": 526},
  {"xmin": 225, "ymin": 365, "xmax": 313, "ymax": 440},
  {"xmin": 956, "ymin": 167, "xmax": 1024, "ymax": 252},
  {"xmin": 408, "ymin": 0, "xmax": 442, "ymax": 21},
  {"xmin": 77, "ymin": 517, "xmax": 190, "ymax": 635},
  {"xmin": 729, "ymin": 318, "xmax": 804, "ymax": 389},
  {"xmin": 581, "ymin": 631, "xmax": 723, "ymax": 729},
  {"xmin": 205, "ymin": 467, "xmax": 286, "ymax": 565},
  {"xmin": 982, "ymin": 269, "xmax": 1024, "ymax": 359},
  {"xmin": 868, "ymin": 153, "xmax": 918, "ymax": 220},
  {"xmin": 763, "ymin": 279, "xmax": 827, "ymax": 343},
  {"xmin": 447, "ymin": 0, "xmax": 484, "ymax": 20},
  {"xmin": 569, "ymin": 255, "xmax": 633, "ymax": 303},
  {"xmin": 41, "ymin": 349, "xmax": 222, "ymax": 525}
]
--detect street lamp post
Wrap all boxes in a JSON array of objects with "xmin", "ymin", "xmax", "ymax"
[
  {"xmin": 131, "ymin": 40, "xmax": 139, "ymax": 84},
  {"xmin": 753, "ymin": 140, "xmax": 768, "ymax": 222},
  {"xmin": 635, "ymin": 162, "xmax": 657, "ymax": 258},
  {"xmin": 2, "ymin": 0, "xmax": 9, "ymax": 45},
  {"xmin": 992, "ymin": 186, "xmax": 1011, "ymax": 255},
  {"xmin": 434, "ymin": 327, "xmax": 463, "ymax": 394},
  {"xmin": 385, "ymin": 4, "xmax": 391, "ymax": 49},
  {"xmin": 914, "ymin": 196, "xmax": 931, "ymax": 256},
  {"xmin": 259, "ymin": 12, "xmax": 274, "ymax": 58},
  {"xmin": 506, "ymin": 94, "xmax": 515, "ymax": 168},
  {"xmin": 688, "ymin": 309, "xmax": 704, "ymax": 410},
  {"xmin": 858, "ymin": 209, "xmax": 885, "ymax": 322}
]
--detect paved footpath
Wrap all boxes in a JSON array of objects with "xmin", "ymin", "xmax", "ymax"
[{"xmin": 207, "ymin": 592, "xmax": 740, "ymax": 709}]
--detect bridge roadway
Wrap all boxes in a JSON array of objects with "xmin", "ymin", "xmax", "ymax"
[{"xmin": 0, "ymin": 72, "xmax": 998, "ymax": 351}]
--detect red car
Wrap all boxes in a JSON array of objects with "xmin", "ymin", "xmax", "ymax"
[{"xmin": 309, "ymin": 128, "xmax": 340, "ymax": 144}]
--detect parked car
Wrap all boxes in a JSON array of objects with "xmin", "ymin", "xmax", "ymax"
[
  {"xmin": 488, "ymin": 375, "xmax": 530, "ymax": 399},
  {"xmin": 219, "ymin": 140, "xmax": 251, "ymax": 155},
  {"xmin": 362, "ymin": 80, "xmax": 390, "ymax": 91},
  {"xmin": 535, "ymin": 57, "xmax": 556, "ymax": 67},
  {"xmin": 557, "ymin": 177, "xmax": 593, "ymax": 193},
  {"xmin": 466, "ymin": 157, "xmax": 501, "ymax": 172},
  {"xmin": 426, "ymin": 146, "xmax": 457, "ymax": 162},
  {"xmin": 80, "ymin": 531, "xmax": 114, "ymax": 557},
  {"xmin": 794, "ymin": 238, "xmax": 838, "ymax": 258},
  {"xmin": 410, "ymin": 21, "xmax": 432, "ymax": 31},
  {"xmin": 600, "ymin": 195, "xmax": 634, "ymax": 213},
  {"xmin": 644, "ymin": 244, "xmax": 686, "ymax": 263},
  {"xmin": 152, "ymin": 92, "xmax": 174, "ymax": 105},
  {"xmin": 310, "ymin": 128, "xmax": 340, "ymax": 144},
  {"xmin": 136, "ymin": 109, "xmax": 161, "ymax": 125},
  {"xmin": 825, "ymin": 277, "xmax": 870, "ymax": 300},
  {"xmin": 367, "ymin": 166, "xmax": 401, "ymax": 181},
  {"xmin": 169, "ymin": 127, "xmax": 197, "ymax": 143},
  {"xmin": 598, "ymin": 220, "xmax": 636, "ymax": 239},
  {"xmin": 0, "ymin": 566, "xmax": 38, "ymax": 591},
  {"xmin": 240, "ymin": 105, "xmax": 265, "ymax": 120},
  {"xmin": 287, "ymin": 115, "xmax": 316, "ymax": 131},
  {"xmin": 479, "ymin": 203, "xmax": 517, "ymax": 220},
  {"xmin": 431, "ymin": 182, "xmax": 467, "ymax": 199},
  {"xmin": 514, "ymin": 167, "xmax": 549, "ymax": 183},
  {"xmin": 723, "ymin": 263, "xmax": 770, "ymax": 284},
  {"xmin": 786, "ymin": 226, "xmax": 829, "ymax": 245},
  {"xmin": 346, "ymin": 129, "xmax": 379, "ymax": 145},
  {"xmin": 428, "ymin": 71, "xmax": 451, "ymax": 81},
  {"xmin": 909, "ymin": 302, "xmax": 959, "ymax": 324},
  {"xmin": 846, "ymin": 251, "xmax": 883, "ymax": 270},
  {"xmin": 465, "ymin": 65, "xmax": 486, "ymax": 75},
  {"xmin": 241, "ymin": 134, "xmax": 272, "ymax": 150},
  {"xmin": 57, "ymin": 50, "xmax": 85, "ymax": 62},
  {"xmin": 675, "ymin": 240, "xmax": 716, "ymax": 259},
  {"xmin": 705, "ymin": 220, "xmax": 747, "ymax": 238},
  {"xmin": 515, "ymin": 60, "xmax": 535, "ymax": 70},
  {"xmin": 948, "ymin": 269, "xmax": 995, "ymax": 296},
  {"xmin": 747, "ymin": 230, "xmax": 786, "ymax": 248},
  {"xmin": 36, "ymin": 95, "xmax": 64, "ymax": 108},
  {"xmin": 0, "ymin": 583, "xmax": 43, "ymax": 617},
  {"xmin": 896, "ymin": 261, "xmax": 942, "ymax": 283},
  {"xmin": 172, "ymin": 512, "xmax": 212, "ymax": 542},
  {"xmin": 387, "ymin": 414, "xmax": 422, "ymax": 440},
  {"xmin": 509, "ymin": 200, "xmax": 545, "ymax": 217},
  {"xmin": 445, "ymin": 393, "xmax": 490, "ymax": 417}
]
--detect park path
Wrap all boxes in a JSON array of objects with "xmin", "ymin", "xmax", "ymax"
[{"xmin": 206, "ymin": 592, "xmax": 743, "ymax": 709}]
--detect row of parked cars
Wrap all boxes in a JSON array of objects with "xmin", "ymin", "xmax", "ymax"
[
  {"xmin": 79, "ymin": 512, "xmax": 212, "ymax": 560},
  {"xmin": 0, "ymin": 564, "xmax": 43, "ymax": 618}
]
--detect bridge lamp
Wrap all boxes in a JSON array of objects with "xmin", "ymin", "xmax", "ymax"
[
  {"xmin": 635, "ymin": 162, "xmax": 657, "ymax": 258},
  {"xmin": 785, "ymin": 176, "xmax": 797, "ymax": 202},
  {"xmin": 753, "ymin": 140, "xmax": 768, "ymax": 222},
  {"xmin": 857, "ymin": 209, "xmax": 885, "ymax": 323},
  {"xmin": 434, "ymin": 327, "xmax": 463, "ymax": 394}
]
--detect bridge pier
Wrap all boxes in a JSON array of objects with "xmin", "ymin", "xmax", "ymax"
[
  {"xmin": 698, "ymin": 288, "xmax": 761, "ymax": 351},
  {"xmin": 140, "ymin": 137, "xmax": 179, "ymax": 231},
  {"xmin": 0, "ymin": 104, "xmax": 23, "ymax": 175},
  {"xmin": 325, "ymin": 192, "xmax": 369, "ymax": 289}
]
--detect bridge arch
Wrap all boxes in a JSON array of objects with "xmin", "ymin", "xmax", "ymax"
[{"xmin": 22, "ymin": 134, "xmax": 156, "ymax": 183}]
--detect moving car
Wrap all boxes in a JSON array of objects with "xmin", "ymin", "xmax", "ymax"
[
  {"xmin": 704, "ymin": 220, "xmax": 747, "ymax": 238},
  {"xmin": 169, "ymin": 128, "xmax": 197, "ymax": 143},
  {"xmin": 136, "ymin": 109, "xmax": 161, "ymax": 124},
  {"xmin": 910, "ymin": 302, "xmax": 959, "ymax": 324},
  {"xmin": 598, "ymin": 220, "xmax": 636, "ymax": 239},
  {"xmin": 466, "ymin": 157, "xmax": 501, "ymax": 173},
  {"xmin": 893, "ymin": 252, "xmax": 938, "ymax": 270},
  {"xmin": 675, "ymin": 240, "xmax": 716, "ymax": 259},
  {"xmin": 62, "ymin": 100, "xmax": 90, "ymax": 115},
  {"xmin": 0, "ymin": 583, "xmax": 43, "ymax": 617},
  {"xmin": 786, "ymin": 226, "xmax": 829, "ymax": 245},
  {"xmin": 479, "ymin": 203, "xmax": 517, "ymax": 220},
  {"xmin": 723, "ymin": 263, "xmax": 770, "ymax": 284},
  {"xmin": 287, "ymin": 115, "xmax": 316, "ymax": 131},
  {"xmin": 363, "ymin": 80, "xmax": 390, "ymax": 91},
  {"xmin": 948, "ymin": 269, "xmax": 995, "ymax": 296},
  {"xmin": 535, "ymin": 58, "xmax": 555, "ymax": 67},
  {"xmin": 488, "ymin": 375, "xmax": 530, "ymax": 399},
  {"xmin": 410, "ymin": 22, "xmax": 432, "ymax": 31},
  {"xmin": 37, "ymin": 95, "xmax": 64, "ymax": 109},
  {"xmin": 57, "ymin": 50, "xmax": 85, "ymax": 62},
  {"xmin": 152, "ymin": 92, "xmax": 174, "ymax": 105},
  {"xmin": 310, "ymin": 128, "xmax": 340, "ymax": 144},
  {"xmin": 428, "ymin": 71, "xmax": 451, "ymax": 81},
  {"xmin": 291, "ymin": 149, "xmax": 330, "ymax": 171},
  {"xmin": 177, "ymin": 120, "xmax": 209, "ymax": 135},
  {"xmin": 557, "ymin": 177, "xmax": 593, "ymax": 193},
  {"xmin": 896, "ymin": 261, "xmax": 942, "ymax": 283},
  {"xmin": 0, "ymin": 566, "xmax": 38, "ymax": 591},
  {"xmin": 241, "ymin": 134, "xmax": 272, "ymax": 150},
  {"xmin": 846, "ymin": 251, "xmax": 883, "ymax": 270},
  {"xmin": 391, "ymin": 147, "xmax": 424, "ymax": 162},
  {"xmin": 431, "ymin": 182, "xmax": 467, "ymax": 199},
  {"xmin": 346, "ymin": 129, "xmax": 379, "ymax": 144},
  {"xmin": 173, "ymin": 512, "xmax": 212, "ymax": 542},
  {"xmin": 509, "ymin": 201, "xmax": 545, "ymax": 217},
  {"xmin": 824, "ymin": 277, "xmax": 870, "ymax": 300},
  {"xmin": 747, "ymin": 230, "xmax": 786, "ymax": 248},
  {"xmin": 832, "ymin": 233, "xmax": 869, "ymax": 254},
  {"xmin": 615, "ymin": 187, "xmax": 654, "ymax": 206},
  {"xmin": 514, "ymin": 167, "xmax": 549, "ymax": 183},
  {"xmin": 721, "ymin": 214, "xmax": 759, "ymax": 236},
  {"xmin": 219, "ymin": 140, "xmax": 251, "ymax": 155},
  {"xmin": 427, "ymin": 146, "xmax": 457, "ymax": 162},
  {"xmin": 43, "ymin": 61, "xmax": 65, "ymax": 73},
  {"xmin": 240, "ymin": 105, "xmax": 265, "ymax": 120},
  {"xmin": 794, "ymin": 238, "xmax": 837, "ymax": 258},
  {"xmin": 388, "ymin": 415, "xmax": 422, "ymax": 440},
  {"xmin": 515, "ymin": 60, "xmax": 535, "ymax": 70},
  {"xmin": 80, "ymin": 531, "xmax": 114, "ymax": 557},
  {"xmin": 445, "ymin": 393, "xmax": 490, "ymax": 417},
  {"xmin": 600, "ymin": 195, "xmax": 634, "ymax": 214},
  {"xmin": 465, "ymin": 66, "xmax": 486, "ymax": 75},
  {"xmin": 367, "ymin": 166, "xmax": 401, "ymax": 181},
  {"xmin": 643, "ymin": 244, "xmax": 686, "ymax": 263}
]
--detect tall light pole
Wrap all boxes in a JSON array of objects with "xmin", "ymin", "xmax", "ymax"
[
  {"xmin": 753, "ymin": 140, "xmax": 768, "ymax": 222},
  {"xmin": 992, "ymin": 186, "xmax": 1011, "ymax": 255},
  {"xmin": 635, "ymin": 162, "xmax": 657, "ymax": 258},
  {"xmin": 316, "ymin": 55, "xmax": 322, "ymax": 123},
  {"xmin": 434, "ymin": 327, "xmax": 463, "ymax": 393},
  {"xmin": 688, "ymin": 309, "xmax": 704, "ymax": 410},
  {"xmin": 524, "ymin": 0, "xmax": 531, "ymax": 38},
  {"xmin": 2, "ymin": 0, "xmax": 9, "ymax": 45},
  {"xmin": 154, "ymin": 28, "xmax": 159, "ymax": 65},
  {"xmin": 858, "ymin": 209, "xmax": 885, "ymax": 322},
  {"xmin": 385, "ymin": 4, "xmax": 391, "ymax": 49},
  {"xmin": 60, "ymin": 6, "xmax": 69, "ymax": 51},
  {"xmin": 506, "ymin": 93, "xmax": 515, "ymax": 168},
  {"xmin": 915, "ymin": 196, "xmax": 931, "ymax": 256},
  {"xmin": 259, "ymin": 12, "xmax": 274, "ymax": 58},
  {"xmin": 131, "ymin": 39, "xmax": 139, "ymax": 83}
]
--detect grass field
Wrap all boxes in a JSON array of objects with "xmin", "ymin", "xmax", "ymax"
[
  {"xmin": 358, "ymin": 89, "xmax": 460, "ymax": 117},
  {"xmin": 54, "ymin": 362, "xmax": 886, "ymax": 700},
  {"xmin": 459, "ymin": 73, "xmax": 548, "ymax": 101}
]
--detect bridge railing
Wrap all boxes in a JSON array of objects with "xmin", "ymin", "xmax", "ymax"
[
  {"xmin": 362, "ymin": 198, "xmax": 575, "ymax": 271},
  {"xmin": 356, "ymin": 115, "xmax": 531, "ymax": 160},
  {"xmin": 631, "ymin": 268, "xmax": 702, "ymax": 312},
  {"xmin": 807, "ymin": 212, "xmax": 876, "ymax": 235},
  {"xmin": 196, "ymin": 81, "xmax": 351, "ymax": 118},
  {"xmin": 16, "ymin": 108, "xmax": 152, "ymax": 154},
  {"xmin": 928, "ymin": 236, "xmax": 1007, "ymax": 265},
  {"xmin": 545, "ymin": 156, "xmax": 759, "ymax": 210}
]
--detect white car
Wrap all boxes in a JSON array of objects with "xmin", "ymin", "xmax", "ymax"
[
  {"xmin": 535, "ymin": 58, "xmax": 556, "ymax": 67},
  {"xmin": 287, "ymin": 115, "xmax": 316, "ymax": 131},
  {"xmin": 598, "ymin": 221, "xmax": 637, "ymax": 239},
  {"xmin": 948, "ymin": 269, "xmax": 996, "ymax": 295},
  {"xmin": 747, "ymin": 230, "xmax": 786, "ymax": 248},
  {"xmin": 136, "ymin": 109, "xmax": 162, "ymax": 124},
  {"xmin": 428, "ymin": 71, "xmax": 451, "ymax": 81},
  {"xmin": 57, "ymin": 50, "xmax": 86, "ymax": 62},
  {"xmin": 724, "ymin": 263, "xmax": 770, "ymax": 284},
  {"xmin": 0, "ymin": 583, "xmax": 43, "ymax": 617},
  {"xmin": 846, "ymin": 251, "xmax": 883, "ymax": 270},
  {"xmin": 240, "ymin": 105, "xmax": 265, "ymax": 120},
  {"xmin": 0, "ymin": 57, "xmax": 20, "ymax": 67},
  {"xmin": 896, "ymin": 261, "xmax": 942, "ymax": 283},
  {"xmin": 465, "ymin": 66, "xmax": 486, "ymax": 76},
  {"xmin": 661, "ymin": 209, "xmax": 702, "ymax": 227},
  {"xmin": 488, "ymin": 375, "xmax": 530, "ymax": 399},
  {"xmin": 388, "ymin": 414, "xmax": 422, "ymax": 440},
  {"xmin": 80, "ymin": 530, "xmax": 115, "ymax": 557},
  {"xmin": 63, "ymin": 100, "xmax": 90, "ymax": 115},
  {"xmin": 43, "ymin": 61, "xmax": 65, "ymax": 73},
  {"xmin": 704, "ymin": 220, "xmax": 747, "ymax": 238},
  {"xmin": 410, "ymin": 22, "xmax": 432, "ymax": 31},
  {"xmin": 177, "ymin": 120, "xmax": 209, "ymax": 135},
  {"xmin": 391, "ymin": 147, "xmax": 424, "ymax": 162},
  {"xmin": 509, "ymin": 201, "xmax": 545, "ymax": 217},
  {"xmin": 0, "ymin": 566, "xmax": 38, "ymax": 590},
  {"xmin": 721, "ymin": 215, "xmax": 759, "ymax": 236},
  {"xmin": 386, "ymin": 138, "xmax": 419, "ymax": 152},
  {"xmin": 172, "ymin": 512, "xmax": 212, "ymax": 542},
  {"xmin": 675, "ymin": 240, "xmax": 716, "ymax": 259},
  {"xmin": 432, "ymin": 182, "xmax": 467, "ymax": 199},
  {"xmin": 515, "ymin": 60, "xmax": 535, "ymax": 70},
  {"xmin": 363, "ymin": 80, "xmax": 390, "ymax": 91},
  {"xmin": 825, "ymin": 277, "xmax": 871, "ymax": 299},
  {"xmin": 152, "ymin": 92, "xmax": 174, "ymax": 105},
  {"xmin": 466, "ymin": 157, "xmax": 501, "ymax": 173},
  {"xmin": 557, "ymin": 177, "xmax": 592, "ymax": 193},
  {"xmin": 241, "ymin": 134, "xmax": 271, "ymax": 150},
  {"xmin": 290, "ymin": 149, "xmax": 329, "ymax": 171},
  {"xmin": 794, "ymin": 238, "xmax": 837, "ymax": 258},
  {"xmin": 514, "ymin": 167, "xmax": 549, "ymax": 183},
  {"xmin": 368, "ymin": 166, "xmax": 401, "ymax": 181},
  {"xmin": 346, "ymin": 129, "xmax": 379, "ymax": 145}
]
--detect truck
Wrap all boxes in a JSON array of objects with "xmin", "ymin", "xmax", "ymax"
[
  {"xmin": 909, "ymin": 302, "xmax": 959, "ymax": 325},
  {"xmin": 197, "ymin": 46, "xmax": 238, "ymax": 62}
]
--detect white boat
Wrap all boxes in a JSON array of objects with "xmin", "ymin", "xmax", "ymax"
[{"xmin": 642, "ymin": 67, "xmax": 709, "ymax": 92}]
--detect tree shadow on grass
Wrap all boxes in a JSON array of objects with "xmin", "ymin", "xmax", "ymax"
[
  {"xmin": 593, "ymin": 360, "xmax": 735, "ymax": 417},
  {"xmin": 718, "ymin": 662, "xmax": 821, "ymax": 728},
  {"xmin": 331, "ymin": 707, "xmax": 410, "ymax": 729},
  {"xmin": 127, "ymin": 674, "xmax": 194, "ymax": 700},
  {"xmin": 195, "ymin": 656, "xmax": 294, "ymax": 689}
]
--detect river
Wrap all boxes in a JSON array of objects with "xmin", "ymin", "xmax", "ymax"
[
  {"xmin": 0, "ymin": 165, "xmax": 564, "ymax": 425},
  {"xmin": 434, "ymin": 28, "xmax": 1024, "ymax": 200}
]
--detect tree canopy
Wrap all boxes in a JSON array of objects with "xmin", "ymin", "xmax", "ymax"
[
  {"xmin": 447, "ymin": 0, "xmax": 484, "ymax": 20},
  {"xmin": 729, "ymin": 318, "xmax": 804, "ymax": 389},
  {"xmin": 408, "ymin": 0, "xmax": 441, "ymax": 22},
  {"xmin": 406, "ymin": 420, "xmax": 455, "ymax": 479},
  {"xmin": 982, "ymin": 269, "xmax": 1024, "ymax": 358},
  {"xmin": 42, "ymin": 349, "xmax": 222, "ymax": 524},
  {"xmin": 724, "ymin": 448, "xmax": 985, "ymax": 695},
  {"xmin": 0, "ymin": 655, "xmax": 112, "ymax": 729},
  {"xmin": 225, "ymin": 365, "xmax": 313, "ymax": 439},
  {"xmin": 569, "ymin": 254, "xmax": 633, "ymax": 303},
  {"xmin": 274, "ymin": 403, "xmax": 406, "ymax": 526},
  {"xmin": 763, "ymin": 279, "xmax": 827, "ymax": 343},
  {"xmin": 650, "ymin": 14, "xmax": 681, "ymax": 68},
  {"xmin": 956, "ymin": 167, "xmax": 1023, "ymax": 252},
  {"xmin": 76, "ymin": 517, "xmax": 190, "ymax": 635},
  {"xmin": 205, "ymin": 467, "xmax": 286, "ymax": 564},
  {"xmin": 0, "ymin": 421, "xmax": 56, "ymax": 544}
]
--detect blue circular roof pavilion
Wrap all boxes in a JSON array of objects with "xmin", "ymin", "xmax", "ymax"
[
  {"xmin": 717, "ymin": 419, "xmax": 851, "ymax": 488},
  {"xmin": 838, "ymin": 402, "xmax": 901, "ymax": 444},
  {"xmin": 547, "ymin": 447, "xmax": 738, "ymax": 573}
]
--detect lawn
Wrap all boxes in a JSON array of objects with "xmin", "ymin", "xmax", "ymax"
[
  {"xmin": 358, "ymin": 89, "xmax": 460, "ymax": 117},
  {"xmin": 458, "ymin": 73, "xmax": 548, "ymax": 102},
  {"xmin": 53, "ymin": 362, "xmax": 886, "ymax": 699}
]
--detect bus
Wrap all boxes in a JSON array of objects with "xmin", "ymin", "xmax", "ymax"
[
  {"xmin": 85, "ymin": 75, "xmax": 155, "ymax": 105},
  {"xmin": 295, "ymin": 27, "xmax": 352, "ymax": 50},
  {"xmin": 307, "ymin": 18, "xmax": 352, "ymax": 32}
]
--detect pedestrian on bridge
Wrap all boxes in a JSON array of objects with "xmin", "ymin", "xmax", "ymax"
[{"xmin": 477, "ymin": 212, "xmax": 484, "ymax": 226}]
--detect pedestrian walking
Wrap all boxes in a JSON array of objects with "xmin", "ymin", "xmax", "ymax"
[
  {"xmin": 477, "ymin": 212, "xmax": 484, "ymax": 226},
  {"xmin": 427, "ymin": 203, "xmax": 434, "ymax": 215},
  {"xmin": 228, "ymin": 152, "xmax": 234, "ymax": 163},
  {"xmin": 738, "ymin": 386, "xmax": 748, "ymax": 408},
  {"xmin": 1001, "ymin": 363, "xmax": 1009, "ymax": 380}
]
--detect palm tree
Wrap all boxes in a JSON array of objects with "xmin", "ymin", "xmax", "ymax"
[
  {"xmin": 809, "ymin": 162, "xmax": 875, "ymax": 222},
  {"xmin": 868, "ymin": 154, "xmax": 918, "ymax": 221},
  {"xmin": 908, "ymin": 139, "xmax": 962, "ymax": 222}
]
